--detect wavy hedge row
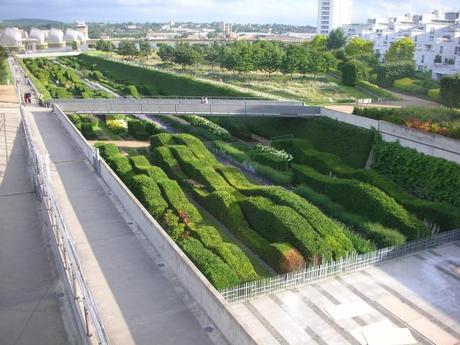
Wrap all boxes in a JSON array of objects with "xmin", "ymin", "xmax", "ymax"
[
  {"xmin": 95, "ymin": 142, "xmax": 259, "ymax": 289},
  {"xmin": 274, "ymin": 138, "xmax": 460, "ymax": 231},
  {"xmin": 150, "ymin": 133, "xmax": 361, "ymax": 267},
  {"xmin": 292, "ymin": 164, "xmax": 428, "ymax": 240}
]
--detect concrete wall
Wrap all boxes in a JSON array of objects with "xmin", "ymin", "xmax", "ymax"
[
  {"xmin": 320, "ymin": 108, "xmax": 460, "ymax": 164},
  {"xmin": 320, "ymin": 108, "xmax": 379, "ymax": 129},
  {"xmin": 53, "ymin": 106, "xmax": 257, "ymax": 345}
]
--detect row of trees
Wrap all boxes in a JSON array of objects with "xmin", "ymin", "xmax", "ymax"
[{"xmin": 94, "ymin": 39, "xmax": 152, "ymax": 59}]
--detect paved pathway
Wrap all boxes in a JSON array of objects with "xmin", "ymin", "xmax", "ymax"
[
  {"xmin": 0, "ymin": 107, "xmax": 72, "ymax": 345},
  {"xmin": 230, "ymin": 241, "xmax": 460, "ymax": 345}
]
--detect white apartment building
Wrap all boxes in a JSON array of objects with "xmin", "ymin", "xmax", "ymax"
[
  {"xmin": 343, "ymin": 10, "xmax": 460, "ymax": 79},
  {"xmin": 317, "ymin": 0, "xmax": 353, "ymax": 35}
]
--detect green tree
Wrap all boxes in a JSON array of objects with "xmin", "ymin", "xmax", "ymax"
[
  {"xmin": 222, "ymin": 41, "xmax": 254, "ymax": 74},
  {"xmin": 309, "ymin": 35, "xmax": 328, "ymax": 50},
  {"xmin": 157, "ymin": 43, "xmax": 175, "ymax": 64},
  {"xmin": 281, "ymin": 44, "xmax": 303, "ymax": 76},
  {"xmin": 205, "ymin": 42, "xmax": 224, "ymax": 68},
  {"xmin": 345, "ymin": 38, "xmax": 374, "ymax": 57},
  {"xmin": 253, "ymin": 41, "xmax": 284, "ymax": 74},
  {"xmin": 117, "ymin": 40, "xmax": 138, "ymax": 59},
  {"xmin": 327, "ymin": 28, "xmax": 347, "ymax": 50},
  {"xmin": 308, "ymin": 50, "xmax": 337, "ymax": 75},
  {"xmin": 139, "ymin": 41, "xmax": 152, "ymax": 59},
  {"xmin": 173, "ymin": 42, "xmax": 200, "ymax": 69},
  {"xmin": 384, "ymin": 37, "xmax": 415, "ymax": 63}
]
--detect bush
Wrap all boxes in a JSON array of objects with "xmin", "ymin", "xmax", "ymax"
[
  {"xmin": 150, "ymin": 133, "xmax": 175, "ymax": 149},
  {"xmin": 108, "ymin": 155, "xmax": 134, "ymax": 184},
  {"xmin": 244, "ymin": 185, "xmax": 355, "ymax": 258},
  {"xmin": 173, "ymin": 133, "xmax": 218, "ymax": 163},
  {"xmin": 427, "ymin": 88, "xmax": 440, "ymax": 101},
  {"xmin": 265, "ymin": 243, "xmax": 305, "ymax": 273},
  {"xmin": 130, "ymin": 175, "xmax": 168, "ymax": 218},
  {"xmin": 373, "ymin": 138, "xmax": 460, "ymax": 208},
  {"xmin": 376, "ymin": 61, "xmax": 415, "ymax": 85},
  {"xmin": 296, "ymin": 184, "xmax": 406, "ymax": 247},
  {"xmin": 184, "ymin": 115, "xmax": 231, "ymax": 139},
  {"xmin": 95, "ymin": 142, "xmax": 119, "ymax": 158},
  {"xmin": 158, "ymin": 180, "xmax": 202, "ymax": 223},
  {"xmin": 341, "ymin": 60, "xmax": 358, "ymax": 86},
  {"xmin": 129, "ymin": 155, "xmax": 151, "ymax": 173},
  {"xmin": 440, "ymin": 73, "xmax": 460, "ymax": 108},
  {"xmin": 292, "ymin": 164, "xmax": 428, "ymax": 239},
  {"xmin": 178, "ymin": 237, "xmax": 240, "ymax": 289},
  {"xmin": 80, "ymin": 123, "xmax": 96, "ymax": 139},
  {"xmin": 127, "ymin": 119, "xmax": 159, "ymax": 140},
  {"xmin": 240, "ymin": 197, "xmax": 329, "ymax": 264},
  {"xmin": 123, "ymin": 85, "xmax": 140, "ymax": 98},
  {"xmin": 106, "ymin": 119, "xmax": 128, "ymax": 135},
  {"xmin": 161, "ymin": 209, "xmax": 186, "ymax": 241}
]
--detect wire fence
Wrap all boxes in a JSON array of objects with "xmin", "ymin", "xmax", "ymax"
[
  {"xmin": 20, "ymin": 107, "xmax": 111, "ymax": 345},
  {"xmin": 220, "ymin": 228, "xmax": 460, "ymax": 304}
]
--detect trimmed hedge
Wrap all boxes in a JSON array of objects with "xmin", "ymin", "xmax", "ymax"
[
  {"xmin": 158, "ymin": 179, "xmax": 203, "ymax": 223},
  {"xmin": 440, "ymin": 73, "xmax": 460, "ymax": 108},
  {"xmin": 173, "ymin": 133, "xmax": 218, "ymax": 163},
  {"xmin": 127, "ymin": 119, "xmax": 161, "ymax": 140},
  {"xmin": 265, "ymin": 243, "xmax": 305, "ymax": 273},
  {"xmin": 296, "ymin": 184, "xmax": 406, "ymax": 247},
  {"xmin": 178, "ymin": 237, "xmax": 240, "ymax": 289},
  {"xmin": 150, "ymin": 133, "xmax": 176, "ymax": 149},
  {"xmin": 373, "ymin": 139, "xmax": 460, "ymax": 208},
  {"xmin": 292, "ymin": 164, "xmax": 428, "ymax": 240},
  {"xmin": 130, "ymin": 175, "xmax": 168, "ymax": 218},
  {"xmin": 243, "ymin": 186, "xmax": 355, "ymax": 259},
  {"xmin": 240, "ymin": 197, "xmax": 328, "ymax": 264}
]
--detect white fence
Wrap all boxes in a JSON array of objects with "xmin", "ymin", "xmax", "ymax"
[
  {"xmin": 220, "ymin": 229, "xmax": 460, "ymax": 303},
  {"xmin": 20, "ymin": 107, "xmax": 110, "ymax": 345}
]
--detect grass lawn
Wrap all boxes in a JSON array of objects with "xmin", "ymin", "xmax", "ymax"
[{"xmin": 0, "ymin": 58, "xmax": 12, "ymax": 85}]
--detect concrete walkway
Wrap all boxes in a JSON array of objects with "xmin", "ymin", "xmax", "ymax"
[
  {"xmin": 0, "ymin": 108, "xmax": 72, "ymax": 345},
  {"xmin": 22, "ymin": 104, "xmax": 220, "ymax": 344}
]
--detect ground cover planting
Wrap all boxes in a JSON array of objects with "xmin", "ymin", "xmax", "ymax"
[
  {"xmin": 64, "ymin": 54, "xmax": 254, "ymax": 97},
  {"xmin": 353, "ymin": 106, "xmax": 460, "ymax": 139},
  {"xmin": 95, "ymin": 141, "xmax": 261, "ymax": 289},
  {"xmin": 205, "ymin": 115, "xmax": 460, "ymax": 235},
  {"xmin": 21, "ymin": 57, "xmax": 111, "ymax": 100}
]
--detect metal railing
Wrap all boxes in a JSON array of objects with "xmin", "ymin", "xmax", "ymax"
[
  {"xmin": 220, "ymin": 228, "xmax": 460, "ymax": 304},
  {"xmin": 20, "ymin": 107, "xmax": 110, "ymax": 345}
]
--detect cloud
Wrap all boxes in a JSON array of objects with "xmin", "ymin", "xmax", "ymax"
[{"xmin": 0, "ymin": 0, "xmax": 458, "ymax": 25}]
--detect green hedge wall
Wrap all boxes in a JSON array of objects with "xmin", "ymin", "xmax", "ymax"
[
  {"xmin": 296, "ymin": 184, "xmax": 406, "ymax": 247},
  {"xmin": 373, "ymin": 139, "xmax": 460, "ymax": 208},
  {"xmin": 440, "ymin": 73, "xmax": 460, "ymax": 108},
  {"xmin": 240, "ymin": 197, "xmax": 329, "ymax": 263},
  {"xmin": 292, "ymin": 164, "xmax": 428, "ymax": 240}
]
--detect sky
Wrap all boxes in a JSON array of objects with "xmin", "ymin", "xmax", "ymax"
[{"xmin": 0, "ymin": 0, "xmax": 459, "ymax": 26}]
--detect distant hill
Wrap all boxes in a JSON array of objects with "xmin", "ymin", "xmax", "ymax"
[{"xmin": 0, "ymin": 18, "xmax": 67, "ymax": 30}]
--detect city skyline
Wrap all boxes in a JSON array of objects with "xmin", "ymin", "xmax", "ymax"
[{"xmin": 0, "ymin": 0, "xmax": 459, "ymax": 26}]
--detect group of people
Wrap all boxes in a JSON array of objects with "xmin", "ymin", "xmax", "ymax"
[{"xmin": 23, "ymin": 92, "xmax": 32, "ymax": 104}]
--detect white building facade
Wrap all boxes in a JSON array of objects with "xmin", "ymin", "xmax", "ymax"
[
  {"xmin": 317, "ymin": 0, "xmax": 353, "ymax": 35},
  {"xmin": 343, "ymin": 10, "xmax": 460, "ymax": 79}
]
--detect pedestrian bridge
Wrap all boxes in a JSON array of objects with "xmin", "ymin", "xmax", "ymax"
[{"xmin": 52, "ymin": 98, "xmax": 321, "ymax": 117}]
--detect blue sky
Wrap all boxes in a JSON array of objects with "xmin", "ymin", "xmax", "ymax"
[{"xmin": 0, "ymin": 0, "xmax": 458, "ymax": 25}]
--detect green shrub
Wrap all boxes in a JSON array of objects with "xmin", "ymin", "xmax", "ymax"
[
  {"xmin": 150, "ymin": 133, "xmax": 175, "ymax": 150},
  {"xmin": 292, "ymin": 164, "xmax": 428, "ymax": 239},
  {"xmin": 440, "ymin": 73, "xmax": 460, "ymax": 108},
  {"xmin": 216, "ymin": 166, "xmax": 254, "ymax": 190},
  {"xmin": 240, "ymin": 197, "xmax": 329, "ymax": 263},
  {"xmin": 178, "ymin": 237, "xmax": 240, "ymax": 289},
  {"xmin": 173, "ymin": 133, "xmax": 218, "ymax": 163},
  {"xmin": 184, "ymin": 115, "xmax": 231, "ymax": 139},
  {"xmin": 373, "ymin": 138, "xmax": 460, "ymax": 208},
  {"xmin": 129, "ymin": 155, "xmax": 151, "ymax": 173},
  {"xmin": 296, "ymin": 184, "xmax": 406, "ymax": 247},
  {"xmin": 158, "ymin": 180, "xmax": 202, "ymax": 223},
  {"xmin": 108, "ymin": 155, "xmax": 134, "ymax": 184},
  {"xmin": 427, "ymin": 88, "xmax": 440, "ymax": 101},
  {"xmin": 95, "ymin": 142, "xmax": 120, "ymax": 158},
  {"xmin": 253, "ymin": 152, "xmax": 289, "ymax": 171},
  {"xmin": 264, "ymin": 243, "xmax": 305, "ymax": 273},
  {"xmin": 376, "ymin": 61, "xmax": 416, "ymax": 85},
  {"xmin": 130, "ymin": 175, "xmax": 168, "ymax": 218},
  {"xmin": 123, "ymin": 85, "xmax": 140, "ymax": 98},
  {"xmin": 150, "ymin": 146, "xmax": 187, "ymax": 180},
  {"xmin": 341, "ymin": 60, "xmax": 359, "ymax": 86},
  {"xmin": 244, "ymin": 186, "xmax": 355, "ymax": 259},
  {"xmin": 80, "ymin": 123, "xmax": 96, "ymax": 139},
  {"xmin": 161, "ymin": 209, "xmax": 185, "ymax": 241}
]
